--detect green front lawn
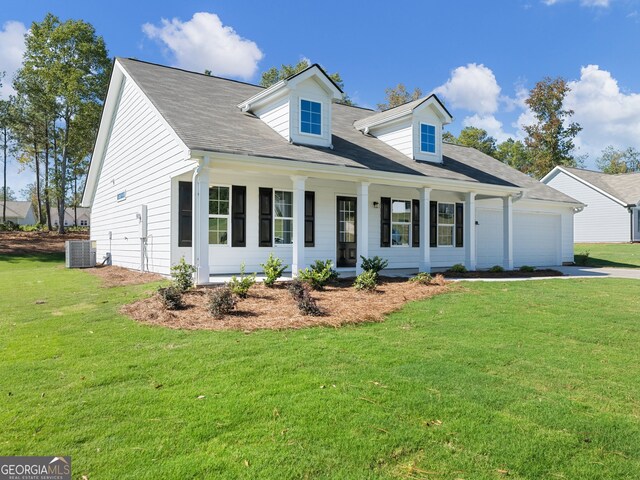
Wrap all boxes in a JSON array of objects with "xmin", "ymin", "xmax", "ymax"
[
  {"xmin": 575, "ymin": 242, "xmax": 640, "ymax": 268},
  {"xmin": 1, "ymin": 256, "xmax": 639, "ymax": 479}
]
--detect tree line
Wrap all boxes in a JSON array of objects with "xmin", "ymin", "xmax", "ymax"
[{"xmin": 0, "ymin": 13, "xmax": 110, "ymax": 230}]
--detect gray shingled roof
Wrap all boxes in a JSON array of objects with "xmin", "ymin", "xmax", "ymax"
[
  {"xmin": 353, "ymin": 96, "xmax": 445, "ymax": 130},
  {"xmin": 562, "ymin": 167, "xmax": 640, "ymax": 205},
  {"xmin": 117, "ymin": 58, "xmax": 578, "ymax": 205},
  {"xmin": 0, "ymin": 201, "xmax": 32, "ymax": 219}
]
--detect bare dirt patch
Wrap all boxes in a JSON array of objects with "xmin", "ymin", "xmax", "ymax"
[
  {"xmin": 85, "ymin": 265, "xmax": 165, "ymax": 287},
  {"xmin": 443, "ymin": 269, "xmax": 563, "ymax": 279},
  {"xmin": 0, "ymin": 230, "xmax": 89, "ymax": 255},
  {"xmin": 122, "ymin": 277, "xmax": 450, "ymax": 331}
]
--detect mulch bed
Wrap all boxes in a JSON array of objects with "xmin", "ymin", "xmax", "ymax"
[
  {"xmin": 0, "ymin": 230, "xmax": 89, "ymax": 255},
  {"xmin": 121, "ymin": 277, "xmax": 450, "ymax": 331},
  {"xmin": 85, "ymin": 265, "xmax": 165, "ymax": 287},
  {"xmin": 442, "ymin": 269, "xmax": 564, "ymax": 279}
]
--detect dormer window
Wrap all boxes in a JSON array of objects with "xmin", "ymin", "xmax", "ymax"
[
  {"xmin": 300, "ymin": 99, "xmax": 321, "ymax": 135},
  {"xmin": 420, "ymin": 123, "xmax": 436, "ymax": 154}
]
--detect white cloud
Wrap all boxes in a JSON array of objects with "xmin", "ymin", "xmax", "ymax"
[
  {"xmin": 462, "ymin": 114, "xmax": 512, "ymax": 143},
  {"xmin": 565, "ymin": 65, "xmax": 640, "ymax": 157},
  {"xmin": 142, "ymin": 12, "xmax": 263, "ymax": 79},
  {"xmin": 0, "ymin": 21, "xmax": 27, "ymax": 98},
  {"xmin": 542, "ymin": 0, "xmax": 611, "ymax": 7},
  {"xmin": 434, "ymin": 63, "xmax": 501, "ymax": 115}
]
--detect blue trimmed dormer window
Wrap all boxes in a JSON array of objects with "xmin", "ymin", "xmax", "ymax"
[
  {"xmin": 300, "ymin": 99, "xmax": 321, "ymax": 135},
  {"xmin": 420, "ymin": 123, "xmax": 436, "ymax": 154}
]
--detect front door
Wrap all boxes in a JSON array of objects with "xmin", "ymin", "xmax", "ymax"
[{"xmin": 337, "ymin": 196, "xmax": 357, "ymax": 268}]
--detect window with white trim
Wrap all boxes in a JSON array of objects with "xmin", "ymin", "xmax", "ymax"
[
  {"xmin": 391, "ymin": 199, "xmax": 411, "ymax": 246},
  {"xmin": 300, "ymin": 99, "xmax": 321, "ymax": 135},
  {"xmin": 420, "ymin": 123, "xmax": 436, "ymax": 154},
  {"xmin": 274, "ymin": 190, "xmax": 293, "ymax": 244},
  {"xmin": 437, "ymin": 203, "xmax": 454, "ymax": 246},
  {"xmin": 208, "ymin": 186, "xmax": 229, "ymax": 245}
]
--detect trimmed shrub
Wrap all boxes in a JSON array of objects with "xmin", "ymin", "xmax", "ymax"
[
  {"xmin": 171, "ymin": 257, "xmax": 196, "ymax": 292},
  {"xmin": 519, "ymin": 265, "xmax": 535, "ymax": 272},
  {"xmin": 158, "ymin": 285, "xmax": 184, "ymax": 310},
  {"xmin": 208, "ymin": 286, "xmax": 236, "ymax": 318},
  {"xmin": 489, "ymin": 265, "xmax": 505, "ymax": 273},
  {"xmin": 359, "ymin": 255, "xmax": 388, "ymax": 274},
  {"xmin": 409, "ymin": 272, "xmax": 433, "ymax": 285},
  {"xmin": 0, "ymin": 221, "xmax": 19, "ymax": 231},
  {"xmin": 229, "ymin": 262, "xmax": 256, "ymax": 298},
  {"xmin": 298, "ymin": 259, "xmax": 338, "ymax": 290},
  {"xmin": 575, "ymin": 251, "xmax": 590, "ymax": 266},
  {"xmin": 288, "ymin": 279, "xmax": 322, "ymax": 316},
  {"xmin": 260, "ymin": 253, "xmax": 287, "ymax": 287},
  {"xmin": 353, "ymin": 270, "xmax": 378, "ymax": 291},
  {"xmin": 449, "ymin": 263, "xmax": 468, "ymax": 274}
]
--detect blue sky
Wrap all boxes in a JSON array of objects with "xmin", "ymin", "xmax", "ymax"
[{"xmin": 2, "ymin": 0, "xmax": 640, "ymax": 198}]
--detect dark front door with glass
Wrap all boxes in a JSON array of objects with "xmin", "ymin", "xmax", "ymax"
[{"xmin": 337, "ymin": 196, "xmax": 357, "ymax": 268}]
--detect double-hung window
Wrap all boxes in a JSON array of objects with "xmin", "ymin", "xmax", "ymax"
[
  {"xmin": 437, "ymin": 203, "xmax": 455, "ymax": 246},
  {"xmin": 209, "ymin": 186, "xmax": 230, "ymax": 245},
  {"xmin": 391, "ymin": 199, "xmax": 411, "ymax": 246},
  {"xmin": 300, "ymin": 99, "xmax": 321, "ymax": 135},
  {"xmin": 420, "ymin": 123, "xmax": 436, "ymax": 154},
  {"xmin": 274, "ymin": 190, "xmax": 293, "ymax": 244}
]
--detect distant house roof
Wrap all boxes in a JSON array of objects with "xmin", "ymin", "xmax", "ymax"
[
  {"xmin": 112, "ymin": 58, "xmax": 579, "ymax": 205},
  {"xmin": 558, "ymin": 167, "xmax": 640, "ymax": 206},
  {"xmin": 0, "ymin": 201, "xmax": 32, "ymax": 219}
]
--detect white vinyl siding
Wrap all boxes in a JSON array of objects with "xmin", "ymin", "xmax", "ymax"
[
  {"xmin": 545, "ymin": 170, "xmax": 630, "ymax": 242},
  {"xmin": 255, "ymin": 97, "xmax": 290, "ymax": 141},
  {"xmin": 373, "ymin": 120, "xmax": 413, "ymax": 158},
  {"xmin": 90, "ymin": 75, "xmax": 188, "ymax": 275}
]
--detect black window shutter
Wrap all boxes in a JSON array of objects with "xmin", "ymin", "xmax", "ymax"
[
  {"xmin": 231, "ymin": 186, "xmax": 246, "ymax": 247},
  {"xmin": 380, "ymin": 197, "xmax": 391, "ymax": 247},
  {"xmin": 455, "ymin": 203, "xmax": 464, "ymax": 248},
  {"xmin": 259, "ymin": 187, "xmax": 273, "ymax": 247},
  {"xmin": 429, "ymin": 201, "xmax": 437, "ymax": 248},
  {"xmin": 178, "ymin": 181, "xmax": 192, "ymax": 247},
  {"xmin": 412, "ymin": 199, "xmax": 420, "ymax": 247},
  {"xmin": 305, "ymin": 191, "xmax": 315, "ymax": 247}
]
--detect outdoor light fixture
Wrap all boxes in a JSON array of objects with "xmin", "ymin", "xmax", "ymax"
[{"xmin": 373, "ymin": 201, "xmax": 379, "ymax": 208}]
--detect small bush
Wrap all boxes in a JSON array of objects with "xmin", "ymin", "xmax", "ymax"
[
  {"xmin": 20, "ymin": 223, "xmax": 45, "ymax": 232},
  {"xmin": 158, "ymin": 285, "xmax": 184, "ymax": 310},
  {"xmin": 208, "ymin": 286, "xmax": 236, "ymax": 318},
  {"xmin": 575, "ymin": 250, "xmax": 590, "ymax": 266},
  {"xmin": 519, "ymin": 265, "xmax": 535, "ymax": 272},
  {"xmin": 0, "ymin": 221, "xmax": 19, "ymax": 231},
  {"xmin": 489, "ymin": 265, "xmax": 505, "ymax": 273},
  {"xmin": 229, "ymin": 262, "xmax": 256, "ymax": 298},
  {"xmin": 288, "ymin": 279, "xmax": 322, "ymax": 316},
  {"xmin": 298, "ymin": 259, "xmax": 338, "ymax": 290},
  {"xmin": 449, "ymin": 263, "xmax": 468, "ymax": 274},
  {"xmin": 409, "ymin": 272, "xmax": 433, "ymax": 285},
  {"xmin": 171, "ymin": 257, "xmax": 196, "ymax": 292},
  {"xmin": 354, "ymin": 270, "xmax": 378, "ymax": 291},
  {"xmin": 260, "ymin": 253, "xmax": 287, "ymax": 287},
  {"xmin": 359, "ymin": 255, "xmax": 388, "ymax": 274}
]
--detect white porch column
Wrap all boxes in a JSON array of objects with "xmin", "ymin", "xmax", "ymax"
[
  {"xmin": 419, "ymin": 187, "xmax": 432, "ymax": 272},
  {"xmin": 193, "ymin": 161, "xmax": 210, "ymax": 285},
  {"xmin": 464, "ymin": 191, "xmax": 477, "ymax": 271},
  {"xmin": 291, "ymin": 176, "xmax": 307, "ymax": 276},
  {"xmin": 503, "ymin": 195, "xmax": 514, "ymax": 270},
  {"xmin": 356, "ymin": 182, "xmax": 370, "ymax": 274}
]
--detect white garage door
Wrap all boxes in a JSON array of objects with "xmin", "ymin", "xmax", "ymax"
[
  {"xmin": 476, "ymin": 209, "xmax": 503, "ymax": 268},
  {"xmin": 514, "ymin": 213, "xmax": 561, "ymax": 266}
]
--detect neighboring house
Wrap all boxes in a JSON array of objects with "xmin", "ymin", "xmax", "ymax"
[
  {"xmin": 52, "ymin": 207, "xmax": 91, "ymax": 227},
  {"xmin": 1, "ymin": 201, "xmax": 36, "ymax": 225},
  {"xmin": 82, "ymin": 58, "xmax": 581, "ymax": 283},
  {"xmin": 542, "ymin": 166, "xmax": 640, "ymax": 243}
]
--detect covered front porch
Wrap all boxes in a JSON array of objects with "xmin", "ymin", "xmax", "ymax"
[{"xmin": 179, "ymin": 155, "xmax": 522, "ymax": 285}]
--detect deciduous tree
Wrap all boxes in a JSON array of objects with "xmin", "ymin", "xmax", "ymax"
[
  {"xmin": 596, "ymin": 145, "xmax": 640, "ymax": 174},
  {"xmin": 377, "ymin": 83, "xmax": 422, "ymax": 111},
  {"xmin": 523, "ymin": 77, "xmax": 581, "ymax": 179}
]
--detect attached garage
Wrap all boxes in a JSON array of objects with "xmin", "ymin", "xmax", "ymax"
[{"xmin": 513, "ymin": 212, "xmax": 561, "ymax": 267}]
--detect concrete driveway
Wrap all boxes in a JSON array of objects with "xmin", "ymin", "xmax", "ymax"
[{"xmin": 457, "ymin": 266, "xmax": 640, "ymax": 282}]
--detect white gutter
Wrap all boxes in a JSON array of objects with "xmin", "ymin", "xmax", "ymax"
[{"xmin": 191, "ymin": 149, "xmax": 525, "ymax": 197}]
